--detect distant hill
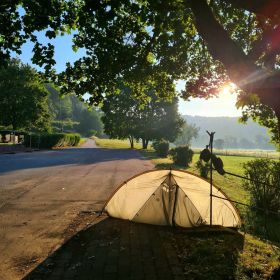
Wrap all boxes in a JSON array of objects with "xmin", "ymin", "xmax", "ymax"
[
  {"xmin": 182, "ymin": 115, "xmax": 275, "ymax": 150},
  {"xmin": 182, "ymin": 115, "xmax": 269, "ymax": 139}
]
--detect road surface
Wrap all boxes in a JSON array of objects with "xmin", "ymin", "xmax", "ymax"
[{"xmin": 0, "ymin": 139, "xmax": 154, "ymax": 279}]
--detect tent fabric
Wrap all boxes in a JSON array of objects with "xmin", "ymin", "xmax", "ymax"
[{"xmin": 104, "ymin": 169, "xmax": 242, "ymax": 228}]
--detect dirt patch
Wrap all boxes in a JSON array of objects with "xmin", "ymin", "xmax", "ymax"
[{"xmin": 11, "ymin": 255, "xmax": 40, "ymax": 276}]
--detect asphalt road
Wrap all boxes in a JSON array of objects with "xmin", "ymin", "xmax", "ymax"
[{"xmin": 0, "ymin": 139, "xmax": 155, "ymax": 279}]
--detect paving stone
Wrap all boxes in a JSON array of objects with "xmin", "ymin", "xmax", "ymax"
[
  {"xmin": 162, "ymin": 242, "xmax": 173, "ymax": 250},
  {"xmin": 145, "ymin": 274, "xmax": 159, "ymax": 280},
  {"xmin": 142, "ymin": 250, "xmax": 153, "ymax": 258},
  {"xmin": 131, "ymin": 255, "xmax": 143, "ymax": 263},
  {"xmin": 117, "ymin": 265, "xmax": 131, "ymax": 276},
  {"xmin": 171, "ymin": 266, "xmax": 184, "ymax": 276},
  {"xmin": 51, "ymin": 266, "xmax": 65, "ymax": 276},
  {"xmin": 131, "ymin": 249, "xmax": 141, "ymax": 256},
  {"xmin": 143, "ymin": 257, "xmax": 155, "ymax": 266},
  {"xmin": 144, "ymin": 264, "xmax": 157, "ymax": 274},
  {"xmin": 107, "ymin": 256, "xmax": 119, "ymax": 264},
  {"xmin": 92, "ymin": 258, "xmax": 106, "ymax": 268},
  {"xmin": 119, "ymin": 251, "xmax": 130, "ymax": 258},
  {"xmin": 131, "ymin": 262, "xmax": 143, "ymax": 272},
  {"xmin": 117, "ymin": 276, "xmax": 130, "ymax": 280},
  {"xmin": 174, "ymin": 276, "xmax": 186, "ymax": 280},
  {"xmin": 130, "ymin": 270, "xmax": 145, "ymax": 280},
  {"xmin": 47, "ymin": 277, "xmax": 61, "ymax": 280},
  {"xmin": 155, "ymin": 259, "xmax": 169, "ymax": 269},
  {"xmin": 104, "ymin": 264, "xmax": 118, "ymax": 273},
  {"xmin": 167, "ymin": 257, "xmax": 180, "ymax": 266},
  {"xmin": 157, "ymin": 267, "xmax": 172, "ymax": 279},
  {"xmin": 77, "ymin": 265, "xmax": 93, "ymax": 276},
  {"xmin": 103, "ymin": 273, "xmax": 117, "ymax": 280},
  {"xmin": 108, "ymin": 250, "xmax": 119, "ymax": 257},
  {"xmin": 165, "ymin": 249, "xmax": 177, "ymax": 258},
  {"xmin": 62, "ymin": 269, "xmax": 77, "ymax": 279},
  {"xmin": 118, "ymin": 258, "xmax": 130, "ymax": 267}
]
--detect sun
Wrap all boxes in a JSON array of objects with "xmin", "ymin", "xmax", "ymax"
[{"xmin": 220, "ymin": 86, "xmax": 231, "ymax": 95}]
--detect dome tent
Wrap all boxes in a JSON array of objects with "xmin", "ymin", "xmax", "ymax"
[{"xmin": 103, "ymin": 169, "xmax": 242, "ymax": 228}]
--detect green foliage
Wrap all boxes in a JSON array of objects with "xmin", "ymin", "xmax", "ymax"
[
  {"xmin": 168, "ymin": 145, "xmax": 194, "ymax": 167},
  {"xmin": 78, "ymin": 109, "xmax": 103, "ymax": 137},
  {"xmin": 242, "ymin": 159, "xmax": 280, "ymax": 212},
  {"xmin": 44, "ymin": 84, "xmax": 73, "ymax": 121},
  {"xmin": 51, "ymin": 121, "xmax": 78, "ymax": 131},
  {"xmin": 152, "ymin": 140, "xmax": 169, "ymax": 158},
  {"xmin": 2, "ymin": 0, "xmax": 280, "ymax": 145},
  {"xmin": 175, "ymin": 122, "xmax": 200, "ymax": 146},
  {"xmin": 0, "ymin": 58, "xmax": 51, "ymax": 131},
  {"xmin": 24, "ymin": 133, "xmax": 81, "ymax": 149},
  {"xmin": 195, "ymin": 160, "xmax": 210, "ymax": 179},
  {"xmin": 213, "ymin": 139, "xmax": 224, "ymax": 150},
  {"xmin": 101, "ymin": 81, "xmax": 185, "ymax": 149}
]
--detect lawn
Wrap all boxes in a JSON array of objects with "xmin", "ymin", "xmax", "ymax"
[{"xmin": 93, "ymin": 137, "xmax": 280, "ymax": 279}]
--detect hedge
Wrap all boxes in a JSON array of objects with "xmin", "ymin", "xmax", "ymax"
[{"xmin": 24, "ymin": 133, "xmax": 81, "ymax": 149}]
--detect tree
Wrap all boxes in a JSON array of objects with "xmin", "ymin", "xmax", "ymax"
[
  {"xmin": 175, "ymin": 122, "xmax": 200, "ymax": 146},
  {"xmin": 0, "ymin": 58, "xmax": 50, "ymax": 131},
  {"xmin": 238, "ymin": 137, "xmax": 254, "ymax": 149},
  {"xmin": 45, "ymin": 84, "xmax": 73, "ymax": 121},
  {"xmin": 214, "ymin": 139, "xmax": 224, "ymax": 150},
  {"xmin": 101, "ymin": 82, "xmax": 185, "ymax": 149},
  {"xmin": 2, "ymin": 1, "xmax": 280, "ymax": 144},
  {"xmin": 223, "ymin": 135, "xmax": 238, "ymax": 149},
  {"xmin": 78, "ymin": 109, "xmax": 103, "ymax": 137},
  {"xmin": 253, "ymin": 133, "xmax": 273, "ymax": 150}
]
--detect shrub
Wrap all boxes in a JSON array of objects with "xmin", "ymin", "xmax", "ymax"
[
  {"xmin": 23, "ymin": 133, "xmax": 81, "ymax": 149},
  {"xmin": 152, "ymin": 140, "xmax": 169, "ymax": 157},
  {"xmin": 196, "ymin": 160, "xmax": 210, "ymax": 179},
  {"xmin": 242, "ymin": 159, "xmax": 280, "ymax": 213},
  {"xmin": 168, "ymin": 145, "xmax": 194, "ymax": 166}
]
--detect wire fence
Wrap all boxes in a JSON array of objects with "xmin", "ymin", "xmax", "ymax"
[{"xmin": 193, "ymin": 148, "xmax": 280, "ymax": 160}]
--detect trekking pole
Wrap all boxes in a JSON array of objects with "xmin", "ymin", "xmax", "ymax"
[{"xmin": 207, "ymin": 131, "xmax": 215, "ymax": 227}]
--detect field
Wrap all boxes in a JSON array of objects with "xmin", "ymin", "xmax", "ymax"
[
  {"xmin": 192, "ymin": 148, "xmax": 280, "ymax": 160},
  {"xmin": 93, "ymin": 137, "xmax": 280, "ymax": 279}
]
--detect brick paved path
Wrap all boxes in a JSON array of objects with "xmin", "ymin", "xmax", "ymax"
[{"xmin": 24, "ymin": 215, "xmax": 185, "ymax": 280}]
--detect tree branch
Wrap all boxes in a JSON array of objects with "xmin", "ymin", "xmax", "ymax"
[{"xmin": 223, "ymin": 0, "xmax": 280, "ymax": 20}]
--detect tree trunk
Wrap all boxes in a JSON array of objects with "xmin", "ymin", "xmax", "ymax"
[
  {"xmin": 129, "ymin": 136, "xmax": 134, "ymax": 149},
  {"xmin": 142, "ymin": 138, "xmax": 148, "ymax": 149}
]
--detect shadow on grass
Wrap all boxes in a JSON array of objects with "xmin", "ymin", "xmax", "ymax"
[{"xmin": 23, "ymin": 216, "xmax": 245, "ymax": 280}]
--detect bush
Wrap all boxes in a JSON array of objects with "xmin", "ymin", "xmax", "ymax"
[
  {"xmin": 242, "ymin": 159, "xmax": 280, "ymax": 213},
  {"xmin": 24, "ymin": 133, "xmax": 81, "ymax": 149},
  {"xmin": 168, "ymin": 145, "xmax": 194, "ymax": 166},
  {"xmin": 196, "ymin": 160, "xmax": 210, "ymax": 179},
  {"xmin": 152, "ymin": 140, "xmax": 169, "ymax": 157}
]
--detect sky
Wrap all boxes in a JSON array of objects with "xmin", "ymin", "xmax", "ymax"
[{"xmin": 11, "ymin": 23, "xmax": 242, "ymax": 118}]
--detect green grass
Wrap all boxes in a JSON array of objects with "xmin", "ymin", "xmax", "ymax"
[
  {"xmin": 92, "ymin": 137, "xmax": 153, "ymax": 150},
  {"xmin": 78, "ymin": 138, "xmax": 87, "ymax": 146},
  {"xmin": 93, "ymin": 137, "xmax": 280, "ymax": 278}
]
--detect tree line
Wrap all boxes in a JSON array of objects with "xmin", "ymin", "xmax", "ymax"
[{"xmin": 0, "ymin": 58, "xmax": 104, "ymax": 137}]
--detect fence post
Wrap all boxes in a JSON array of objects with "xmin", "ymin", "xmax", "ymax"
[
  {"xmin": 263, "ymin": 183, "xmax": 267, "ymax": 240},
  {"xmin": 38, "ymin": 133, "xmax": 40, "ymax": 150},
  {"xmin": 29, "ymin": 132, "xmax": 32, "ymax": 150}
]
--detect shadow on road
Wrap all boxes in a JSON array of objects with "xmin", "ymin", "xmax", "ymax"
[
  {"xmin": 0, "ymin": 148, "xmax": 149, "ymax": 175},
  {"xmin": 23, "ymin": 216, "xmax": 244, "ymax": 280}
]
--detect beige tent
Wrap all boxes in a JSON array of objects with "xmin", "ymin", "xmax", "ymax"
[{"xmin": 104, "ymin": 169, "xmax": 242, "ymax": 228}]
